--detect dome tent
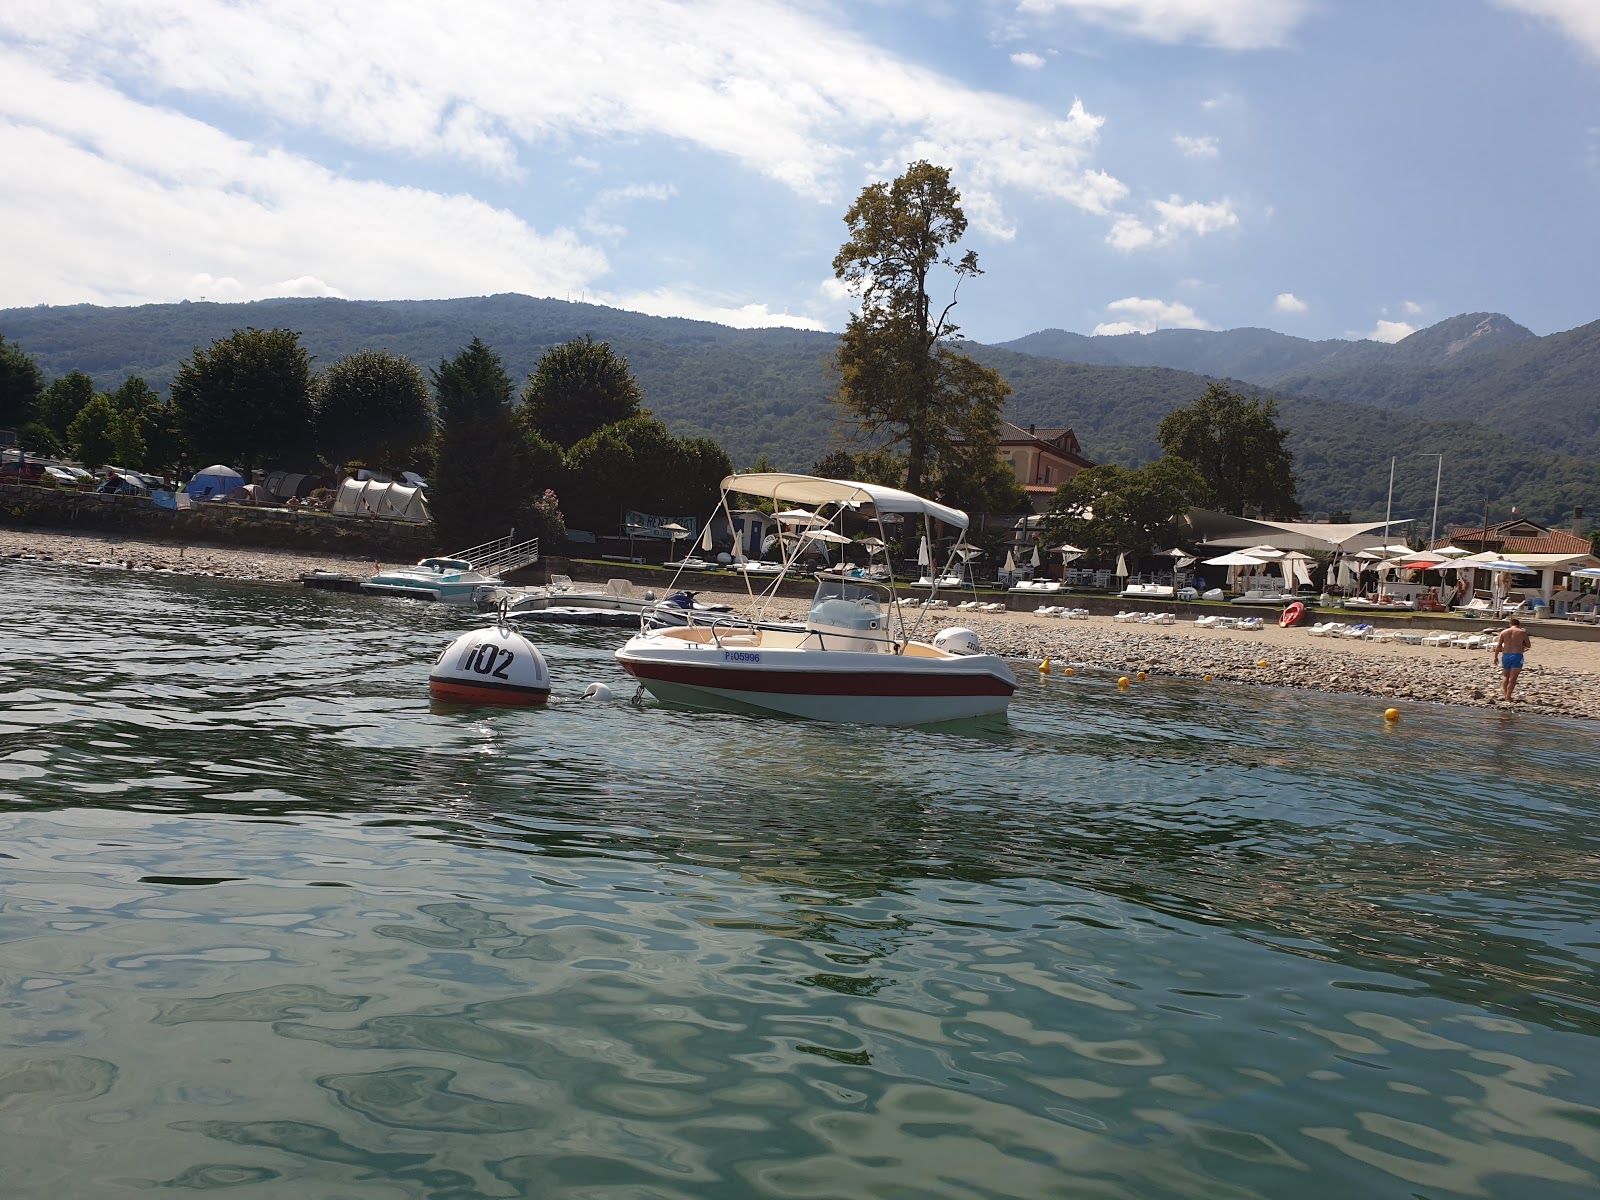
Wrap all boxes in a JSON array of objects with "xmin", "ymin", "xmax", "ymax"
[{"xmin": 185, "ymin": 464, "xmax": 245, "ymax": 500}]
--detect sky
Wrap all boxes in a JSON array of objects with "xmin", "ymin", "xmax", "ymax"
[{"xmin": 0, "ymin": 0, "xmax": 1596, "ymax": 345}]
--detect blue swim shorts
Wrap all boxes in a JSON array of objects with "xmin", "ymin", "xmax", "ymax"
[{"xmin": 1501, "ymin": 652, "xmax": 1524, "ymax": 670}]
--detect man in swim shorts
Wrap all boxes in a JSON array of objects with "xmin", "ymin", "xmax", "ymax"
[{"xmin": 1492, "ymin": 617, "xmax": 1533, "ymax": 703}]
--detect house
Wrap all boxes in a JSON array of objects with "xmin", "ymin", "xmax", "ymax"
[
  {"xmin": 1433, "ymin": 514, "xmax": 1593, "ymax": 558},
  {"xmin": 998, "ymin": 421, "xmax": 1095, "ymax": 513}
]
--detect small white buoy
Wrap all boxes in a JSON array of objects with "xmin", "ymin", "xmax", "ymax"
[
  {"xmin": 430, "ymin": 624, "xmax": 549, "ymax": 706},
  {"xmin": 581, "ymin": 682, "xmax": 615, "ymax": 702}
]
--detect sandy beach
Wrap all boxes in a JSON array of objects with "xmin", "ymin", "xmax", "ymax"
[{"xmin": 5, "ymin": 527, "xmax": 1597, "ymax": 720}]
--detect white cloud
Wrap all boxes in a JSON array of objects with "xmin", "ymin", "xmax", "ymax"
[
  {"xmin": 1493, "ymin": 0, "xmax": 1600, "ymax": 61},
  {"xmin": 1016, "ymin": 0, "xmax": 1312, "ymax": 50},
  {"xmin": 1402, "ymin": 299, "xmax": 1423, "ymax": 316},
  {"xmin": 604, "ymin": 286, "xmax": 828, "ymax": 331},
  {"xmin": 1011, "ymin": 51, "xmax": 1046, "ymax": 68},
  {"xmin": 0, "ymin": 0, "xmax": 1127, "ymax": 241},
  {"xmin": 1092, "ymin": 295, "xmax": 1211, "ymax": 335},
  {"xmin": 0, "ymin": 49, "xmax": 608, "ymax": 308},
  {"xmin": 1106, "ymin": 194, "xmax": 1237, "ymax": 250},
  {"xmin": 1360, "ymin": 320, "xmax": 1416, "ymax": 343},
  {"xmin": 1274, "ymin": 292, "xmax": 1307, "ymax": 314},
  {"xmin": 1172, "ymin": 134, "xmax": 1219, "ymax": 159}
]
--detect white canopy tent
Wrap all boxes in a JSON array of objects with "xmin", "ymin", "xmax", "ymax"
[{"xmin": 331, "ymin": 478, "xmax": 431, "ymax": 523}]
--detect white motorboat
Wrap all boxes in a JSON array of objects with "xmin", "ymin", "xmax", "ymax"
[
  {"xmin": 362, "ymin": 532, "xmax": 540, "ymax": 604},
  {"xmin": 615, "ymin": 473, "xmax": 1016, "ymax": 725},
  {"xmin": 363, "ymin": 557, "xmax": 503, "ymax": 603}
]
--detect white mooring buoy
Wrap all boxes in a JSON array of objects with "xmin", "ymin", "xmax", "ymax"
[
  {"xmin": 581, "ymin": 682, "xmax": 616, "ymax": 701},
  {"xmin": 430, "ymin": 623, "xmax": 550, "ymax": 706}
]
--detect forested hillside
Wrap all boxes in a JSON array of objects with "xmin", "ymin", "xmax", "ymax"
[{"xmin": 3, "ymin": 295, "xmax": 1594, "ymax": 528}]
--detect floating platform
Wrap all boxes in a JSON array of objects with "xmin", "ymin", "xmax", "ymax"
[{"xmin": 300, "ymin": 571, "xmax": 368, "ymax": 594}]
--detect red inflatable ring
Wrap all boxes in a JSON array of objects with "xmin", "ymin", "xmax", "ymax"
[{"xmin": 1280, "ymin": 601, "xmax": 1306, "ymax": 627}]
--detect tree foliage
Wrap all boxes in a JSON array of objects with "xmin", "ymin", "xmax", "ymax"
[
  {"xmin": 0, "ymin": 335, "xmax": 45, "ymax": 429},
  {"xmin": 520, "ymin": 334, "xmax": 645, "ymax": 448},
  {"xmin": 37, "ymin": 370, "xmax": 98, "ymax": 438},
  {"xmin": 1043, "ymin": 457, "xmax": 1212, "ymax": 561},
  {"xmin": 170, "ymin": 328, "xmax": 314, "ymax": 469},
  {"xmin": 67, "ymin": 394, "xmax": 118, "ymax": 470},
  {"xmin": 430, "ymin": 338, "xmax": 544, "ymax": 550},
  {"xmin": 313, "ymin": 348, "xmax": 434, "ymax": 469},
  {"xmin": 832, "ymin": 160, "xmax": 1011, "ymax": 498},
  {"xmin": 563, "ymin": 416, "xmax": 732, "ymax": 534},
  {"xmin": 1157, "ymin": 383, "xmax": 1300, "ymax": 518}
]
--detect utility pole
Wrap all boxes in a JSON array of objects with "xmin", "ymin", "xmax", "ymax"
[
  {"xmin": 1418, "ymin": 453, "xmax": 1443, "ymax": 547},
  {"xmin": 1383, "ymin": 456, "xmax": 1395, "ymax": 543}
]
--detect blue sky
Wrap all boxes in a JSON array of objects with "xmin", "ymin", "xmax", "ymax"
[{"xmin": 1, "ymin": 0, "xmax": 1595, "ymax": 344}]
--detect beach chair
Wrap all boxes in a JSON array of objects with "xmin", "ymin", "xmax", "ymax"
[
  {"xmin": 956, "ymin": 600, "xmax": 981, "ymax": 610},
  {"xmin": 1305, "ymin": 621, "xmax": 1338, "ymax": 636},
  {"xmin": 1065, "ymin": 608, "xmax": 1090, "ymax": 621},
  {"xmin": 1193, "ymin": 615, "xmax": 1219, "ymax": 627},
  {"xmin": 1456, "ymin": 597, "xmax": 1493, "ymax": 617},
  {"xmin": 1390, "ymin": 632, "xmax": 1424, "ymax": 645},
  {"xmin": 1237, "ymin": 616, "xmax": 1265, "ymax": 632},
  {"xmin": 1216, "ymin": 617, "xmax": 1242, "ymax": 629},
  {"xmin": 1033, "ymin": 605, "xmax": 1063, "ymax": 617},
  {"xmin": 1114, "ymin": 611, "xmax": 1141, "ymax": 623},
  {"xmin": 1338, "ymin": 623, "xmax": 1373, "ymax": 639},
  {"xmin": 1421, "ymin": 632, "xmax": 1454, "ymax": 646}
]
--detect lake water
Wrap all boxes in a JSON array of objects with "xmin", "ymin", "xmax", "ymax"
[{"xmin": 3, "ymin": 562, "xmax": 1599, "ymax": 1199}]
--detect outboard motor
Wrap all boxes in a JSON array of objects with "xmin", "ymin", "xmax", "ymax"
[
  {"xmin": 932, "ymin": 626, "xmax": 984, "ymax": 656},
  {"xmin": 663, "ymin": 590, "xmax": 698, "ymax": 609}
]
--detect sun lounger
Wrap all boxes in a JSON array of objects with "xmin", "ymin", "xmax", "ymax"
[
  {"xmin": 1456, "ymin": 597, "xmax": 1494, "ymax": 616},
  {"xmin": 1194, "ymin": 615, "xmax": 1219, "ymax": 627},
  {"xmin": 1305, "ymin": 621, "xmax": 1339, "ymax": 636},
  {"xmin": 1215, "ymin": 616, "xmax": 1242, "ymax": 629},
  {"xmin": 1114, "ymin": 611, "xmax": 1141, "ymax": 623},
  {"xmin": 1033, "ymin": 605, "xmax": 1062, "ymax": 617},
  {"xmin": 1065, "ymin": 608, "xmax": 1090, "ymax": 620},
  {"xmin": 1237, "ymin": 616, "xmax": 1265, "ymax": 631},
  {"xmin": 1337, "ymin": 623, "xmax": 1373, "ymax": 639},
  {"xmin": 1421, "ymin": 632, "xmax": 1454, "ymax": 646},
  {"xmin": 1141, "ymin": 612, "xmax": 1176, "ymax": 625},
  {"xmin": 1390, "ymin": 632, "xmax": 1424, "ymax": 645}
]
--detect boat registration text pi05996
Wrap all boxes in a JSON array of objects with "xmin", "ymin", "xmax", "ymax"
[{"xmin": 722, "ymin": 650, "xmax": 761, "ymax": 663}]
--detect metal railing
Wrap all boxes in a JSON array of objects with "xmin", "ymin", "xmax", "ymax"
[{"xmin": 452, "ymin": 531, "xmax": 540, "ymax": 575}]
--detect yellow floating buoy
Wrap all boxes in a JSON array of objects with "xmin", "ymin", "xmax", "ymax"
[
  {"xmin": 1063, "ymin": 666, "xmax": 1075, "ymax": 676},
  {"xmin": 1135, "ymin": 671, "xmax": 1147, "ymax": 682},
  {"xmin": 1203, "ymin": 674, "xmax": 1213, "ymax": 682},
  {"xmin": 1117, "ymin": 676, "xmax": 1131, "ymax": 690},
  {"xmin": 1257, "ymin": 659, "xmax": 1269, "ymax": 668},
  {"xmin": 1384, "ymin": 707, "xmax": 1401, "ymax": 722},
  {"xmin": 1039, "ymin": 656, "xmax": 1051, "ymax": 674}
]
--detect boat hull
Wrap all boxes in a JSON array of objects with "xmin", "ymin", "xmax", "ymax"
[{"xmin": 615, "ymin": 638, "xmax": 1015, "ymax": 725}]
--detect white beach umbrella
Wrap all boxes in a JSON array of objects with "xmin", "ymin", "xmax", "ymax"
[
  {"xmin": 1031, "ymin": 542, "xmax": 1042, "ymax": 569},
  {"xmin": 1115, "ymin": 552, "xmax": 1129, "ymax": 578},
  {"xmin": 1003, "ymin": 549, "xmax": 1016, "ymax": 573},
  {"xmin": 775, "ymin": 508, "xmax": 827, "ymax": 527},
  {"xmin": 1202, "ymin": 551, "xmax": 1268, "ymax": 566},
  {"xmin": 699, "ymin": 523, "xmax": 713, "ymax": 552},
  {"xmin": 917, "ymin": 535, "xmax": 930, "ymax": 567}
]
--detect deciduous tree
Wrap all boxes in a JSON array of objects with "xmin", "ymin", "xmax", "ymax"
[
  {"xmin": 67, "ymin": 394, "xmax": 117, "ymax": 470},
  {"xmin": 832, "ymin": 160, "xmax": 1011, "ymax": 499},
  {"xmin": 1157, "ymin": 383, "xmax": 1300, "ymax": 518},
  {"xmin": 36, "ymin": 371, "xmax": 98, "ymax": 438},
  {"xmin": 1043, "ymin": 457, "xmax": 1212, "ymax": 561},
  {"xmin": 0, "ymin": 335, "xmax": 45, "ymax": 430},
  {"xmin": 520, "ymin": 334, "xmax": 644, "ymax": 449},
  {"xmin": 563, "ymin": 416, "xmax": 731, "ymax": 535},
  {"xmin": 313, "ymin": 348, "xmax": 435, "ymax": 469},
  {"xmin": 170, "ymin": 328, "xmax": 315, "ymax": 469}
]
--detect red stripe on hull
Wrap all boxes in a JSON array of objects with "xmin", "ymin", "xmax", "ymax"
[
  {"xmin": 429, "ymin": 680, "xmax": 549, "ymax": 706},
  {"xmin": 620, "ymin": 659, "xmax": 1013, "ymax": 698}
]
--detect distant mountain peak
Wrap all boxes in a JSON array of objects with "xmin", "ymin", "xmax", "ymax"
[{"xmin": 1393, "ymin": 312, "xmax": 1534, "ymax": 361}]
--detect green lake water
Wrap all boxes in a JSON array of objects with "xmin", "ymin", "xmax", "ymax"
[{"xmin": 2, "ymin": 562, "xmax": 1598, "ymax": 1198}]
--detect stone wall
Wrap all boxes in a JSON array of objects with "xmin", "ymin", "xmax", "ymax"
[{"xmin": 0, "ymin": 481, "xmax": 438, "ymax": 559}]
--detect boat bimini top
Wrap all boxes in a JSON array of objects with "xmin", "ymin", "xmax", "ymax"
[{"xmin": 721, "ymin": 473, "xmax": 969, "ymax": 532}]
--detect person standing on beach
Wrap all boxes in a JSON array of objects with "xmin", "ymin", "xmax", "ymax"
[{"xmin": 1492, "ymin": 618, "xmax": 1533, "ymax": 703}]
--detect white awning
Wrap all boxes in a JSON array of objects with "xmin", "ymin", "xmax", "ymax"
[
  {"xmin": 723, "ymin": 473, "xmax": 969, "ymax": 531},
  {"xmin": 1187, "ymin": 508, "xmax": 1409, "ymax": 552}
]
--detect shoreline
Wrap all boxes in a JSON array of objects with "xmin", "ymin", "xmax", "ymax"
[{"xmin": 5, "ymin": 526, "xmax": 1596, "ymax": 721}]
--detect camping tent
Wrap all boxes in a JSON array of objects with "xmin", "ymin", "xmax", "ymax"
[
  {"xmin": 331, "ymin": 478, "xmax": 431, "ymax": 523},
  {"xmin": 263, "ymin": 470, "xmax": 318, "ymax": 500},
  {"xmin": 225, "ymin": 483, "xmax": 277, "ymax": 505},
  {"xmin": 185, "ymin": 464, "xmax": 244, "ymax": 500}
]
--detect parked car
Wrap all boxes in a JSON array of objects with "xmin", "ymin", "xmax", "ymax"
[{"xmin": 0, "ymin": 458, "xmax": 45, "ymax": 481}]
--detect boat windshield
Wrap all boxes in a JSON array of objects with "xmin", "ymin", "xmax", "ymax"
[
  {"xmin": 806, "ymin": 576, "xmax": 890, "ymax": 629},
  {"xmin": 419, "ymin": 558, "xmax": 473, "ymax": 572}
]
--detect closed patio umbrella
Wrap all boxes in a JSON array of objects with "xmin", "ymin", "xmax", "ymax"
[{"xmin": 1115, "ymin": 552, "xmax": 1128, "ymax": 579}]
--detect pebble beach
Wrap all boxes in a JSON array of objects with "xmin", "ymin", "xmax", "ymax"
[{"xmin": 5, "ymin": 528, "xmax": 1597, "ymax": 721}]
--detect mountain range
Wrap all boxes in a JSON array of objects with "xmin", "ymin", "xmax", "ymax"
[{"xmin": 2, "ymin": 296, "xmax": 1594, "ymax": 532}]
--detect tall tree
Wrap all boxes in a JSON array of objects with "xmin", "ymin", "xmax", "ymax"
[
  {"xmin": 138, "ymin": 403, "xmax": 187, "ymax": 476},
  {"xmin": 563, "ymin": 416, "xmax": 731, "ymax": 534},
  {"xmin": 832, "ymin": 160, "xmax": 1011, "ymax": 498},
  {"xmin": 1043, "ymin": 457, "xmax": 1212, "ymax": 561},
  {"xmin": 1157, "ymin": 383, "xmax": 1300, "ymax": 518},
  {"xmin": 313, "ymin": 348, "xmax": 435, "ymax": 469},
  {"xmin": 36, "ymin": 371, "xmax": 98, "ymax": 438},
  {"xmin": 430, "ymin": 338, "xmax": 540, "ymax": 550},
  {"xmin": 170, "ymin": 327, "xmax": 314, "ymax": 469},
  {"xmin": 0, "ymin": 335, "xmax": 45, "ymax": 430},
  {"xmin": 519, "ymin": 334, "xmax": 645, "ymax": 448},
  {"xmin": 109, "ymin": 376, "xmax": 160, "ymax": 414},
  {"xmin": 66, "ymin": 394, "xmax": 118, "ymax": 470}
]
